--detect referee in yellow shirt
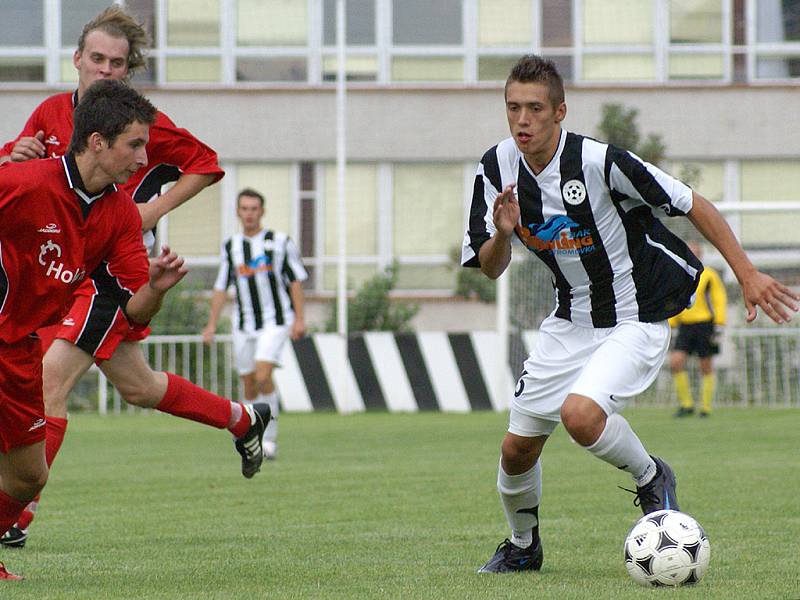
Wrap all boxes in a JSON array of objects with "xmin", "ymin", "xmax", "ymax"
[{"xmin": 669, "ymin": 242, "xmax": 728, "ymax": 417}]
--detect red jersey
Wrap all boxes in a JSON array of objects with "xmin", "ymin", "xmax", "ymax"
[
  {"xmin": 0, "ymin": 90, "xmax": 224, "ymax": 204},
  {"xmin": 0, "ymin": 154, "xmax": 149, "ymax": 344}
]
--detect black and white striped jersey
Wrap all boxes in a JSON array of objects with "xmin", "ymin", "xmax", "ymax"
[
  {"xmin": 214, "ymin": 228, "xmax": 308, "ymax": 333},
  {"xmin": 462, "ymin": 130, "xmax": 703, "ymax": 328}
]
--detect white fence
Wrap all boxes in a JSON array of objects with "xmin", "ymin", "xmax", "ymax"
[{"xmin": 81, "ymin": 328, "xmax": 800, "ymax": 414}]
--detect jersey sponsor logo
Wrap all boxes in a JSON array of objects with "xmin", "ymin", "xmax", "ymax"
[
  {"xmin": 45, "ymin": 135, "xmax": 60, "ymax": 146},
  {"xmin": 39, "ymin": 240, "xmax": 86, "ymax": 284},
  {"xmin": 238, "ymin": 255, "xmax": 272, "ymax": 278},
  {"xmin": 62, "ymin": 317, "xmax": 75, "ymax": 326},
  {"xmin": 515, "ymin": 216, "xmax": 596, "ymax": 256},
  {"xmin": 37, "ymin": 223, "xmax": 61, "ymax": 234},
  {"xmin": 562, "ymin": 179, "xmax": 586, "ymax": 205}
]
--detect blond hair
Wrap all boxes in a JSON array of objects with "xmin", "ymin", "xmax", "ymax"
[{"xmin": 77, "ymin": 5, "xmax": 149, "ymax": 74}]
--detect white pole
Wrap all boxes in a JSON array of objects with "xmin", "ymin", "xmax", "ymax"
[{"xmin": 336, "ymin": 0, "xmax": 348, "ymax": 405}]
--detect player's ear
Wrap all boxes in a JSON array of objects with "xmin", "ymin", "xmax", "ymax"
[
  {"xmin": 88, "ymin": 132, "xmax": 105, "ymax": 152},
  {"xmin": 73, "ymin": 49, "xmax": 82, "ymax": 71},
  {"xmin": 555, "ymin": 102, "xmax": 567, "ymax": 123}
]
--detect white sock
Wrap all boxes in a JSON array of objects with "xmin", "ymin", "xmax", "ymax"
[
  {"xmin": 585, "ymin": 413, "xmax": 656, "ymax": 486},
  {"xmin": 258, "ymin": 391, "xmax": 279, "ymax": 443},
  {"xmin": 497, "ymin": 460, "xmax": 541, "ymax": 549}
]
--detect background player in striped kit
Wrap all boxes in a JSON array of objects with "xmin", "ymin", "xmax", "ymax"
[
  {"xmin": 669, "ymin": 241, "xmax": 728, "ymax": 418},
  {"xmin": 462, "ymin": 54, "xmax": 798, "ymax": 573},
  {"xmin": 0, "ymin": 8, "xmax": 266, "ymax": 550},
  {"xmin": 203, "ymin": 189, "xmax": 308, "ymax": 460}
]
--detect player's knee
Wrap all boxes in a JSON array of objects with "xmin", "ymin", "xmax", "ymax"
[
  {"xmin": 560, "ymin": 396, "xmax": 604, "ymax": 446},
  {"xmin": 116, "ymin": 376, "xmax": 160, "ymax": 407},
  {"xmin": 500, "ymin": 435, "xmax": 538, "ymax": 470},
  {"xmin": 11, "ymin": 465, "xmax": 48, "ymax": 499}
]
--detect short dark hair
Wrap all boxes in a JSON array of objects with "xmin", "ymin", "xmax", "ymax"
[
  {"xmin": 238, "ymin": 188, "xmax": 265, "ymax": 208},
  {"xmin": 505, "ymin": 54, "xmax": 565, "ymax": 108},
  {"xmin": 69, "ymin": 79, "xmax": 157, "ymax": 154},
  {"xmin": 77, "ymin": 5, "xmax": 149, "ymax": 75}
]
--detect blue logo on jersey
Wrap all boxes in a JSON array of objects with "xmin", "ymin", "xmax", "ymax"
[
  {"xmin": 530, "ymin": 216, "xmax": 579, "ymax": 241},
  {"xmin": 515, "ymin": 215, "xmax": 596, "ymax": 256},
  {"xmin": 238, "ymin": 254, "xmax": 272, "ymax": 278}
]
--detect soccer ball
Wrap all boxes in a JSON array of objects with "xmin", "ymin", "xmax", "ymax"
[{"xmin": 623, "ymin": 510, "xmax": 710, "ymax": 587}]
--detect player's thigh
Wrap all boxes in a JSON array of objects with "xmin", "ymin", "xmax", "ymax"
[
  {"xmin": 571, "ymin": 320, "xmax": 670, "ymax": 416},
  {"xmin": 42, "ymin": 338, "xmax": 96, "ymax": 411},
  {"xmin": 512, "ymin": 315, "xmax": 597, "ymax": 421},
  {"xmin": 254, "ymin": 324, "xmax": 290, "ymax": 367},
  {"xmin": 233, "ymin": 330, "xmax": 257, "ymax": 376}
]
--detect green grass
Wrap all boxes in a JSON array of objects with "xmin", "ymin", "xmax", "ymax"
[{"xmin": 3, "ymin": 408, "xmax": 799, "ymax": 599}]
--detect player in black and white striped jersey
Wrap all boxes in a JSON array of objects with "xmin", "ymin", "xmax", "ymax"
[
  {"xmin": 204, "ymin": 188, "xmax": 308, "ymax": 460},
  {"xmin": 464, "ymin": 54, "xmax": 799, "ymax": 574}
]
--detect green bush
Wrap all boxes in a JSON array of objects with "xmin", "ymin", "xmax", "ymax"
[{"xmin": 325, "ymin": 264, "xmax": 419, "ymax": 332}]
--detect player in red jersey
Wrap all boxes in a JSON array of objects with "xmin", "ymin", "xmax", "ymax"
[
  {"xmin": 0, "ymin": 7, "xmax": 268, "ymax": 550},
  {"xmin": 0, "ymin": 80, "xmax": 270, "ymax": 581}
]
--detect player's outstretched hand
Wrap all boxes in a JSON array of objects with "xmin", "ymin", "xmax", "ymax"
[
  {"xmin": 148, "ymin": 245, "xmax": 188, "ymax": 293},
  {"xmin": 10, "ymin": 130, "xmax": 46, "ymax": 162},
  {"xmin": 492, "ymin": 183, "xmax": 520, "ymax": 237},
  {"xmin": 741, "ymin": 270, "xmax": 799, "ymax": 324}
]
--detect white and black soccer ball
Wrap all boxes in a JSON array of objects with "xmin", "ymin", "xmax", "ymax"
[{"xmin": 623, "ymin": 510, "xmax": 710, "ymax": 587}]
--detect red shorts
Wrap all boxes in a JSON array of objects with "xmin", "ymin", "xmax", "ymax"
[
  {"xmin": 37, "ymin": 287, "xmax": 150, "ymax": 362},
  {"xmin": 0, "ymin": 337, "xmax": 46, "ymax": 453}
]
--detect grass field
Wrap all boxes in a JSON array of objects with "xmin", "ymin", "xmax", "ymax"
[{"xmin": 2, "ymin": 407, "xmax": 799, "ymax": 599}]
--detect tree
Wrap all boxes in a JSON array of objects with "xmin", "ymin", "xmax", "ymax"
[{"xmin": 597, "ymin": 103, "xmax": 666, "ymax": 166}]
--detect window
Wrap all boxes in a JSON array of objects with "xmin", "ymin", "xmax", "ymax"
[
  {"xmin": 167, "ymin": 0, "xmax": 218, "ymax": 46},
  {"xmin": 392, "ymin": 0, "xmax": 462, "ymax": 45},
  {"xmin": 478, "ymin": 0, "xmax": 531, "ymax": 47},
  {"xmin": 62, "ymin": 0, "xmax": 112, "ymax": 48},
  {"xmin": 167, "ymin": 184, "xmax": 222, "ymax": 256},
  {"xmin": 323, "ymin": 164, "xmax": 377, "ymax": 256},
  {"xmin": 740, "ymin": 161, "xmax": 800, "ymax": 247},
  {"xmin": 323, "ymin": 0, "xmax": 375, "ymax": 45},
  {"xmin": 393, "ymin": 164, "xmax": 463, "ymax": 256},
  {"xmin": 0, "ymin": 1, "xmax": 43, "ymax": 46},
  {"xmin": 237, "ymin": 0, "xmax": 307, "ymax": 46},
  {"xmin": 583, "ymin": 0, "xmax": 653, "ymax": 46}
]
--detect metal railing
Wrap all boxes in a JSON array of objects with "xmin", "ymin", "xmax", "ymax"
[{"xmin": 81, "ymin": 328, "xmax": 800, "ymax": 414}]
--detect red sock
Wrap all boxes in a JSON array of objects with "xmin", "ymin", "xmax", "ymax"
[
  {"xmin": 45, "ymin": 416, "xmax": 68, "ymax": 467},
  {"xmin": 16, "ymin": 508, "xmax": 35, "ymax": 530},
  {"xmin": 156, "ymin": 373, "xmax": 236, "ymax": 431},
  {"xmin": 0, "ymin": 489, "xmax": 27, "ymax": 538}
]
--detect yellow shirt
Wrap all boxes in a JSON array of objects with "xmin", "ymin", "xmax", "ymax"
[{"xmin": 668, "ymin": 266, "xmax": 727, "ymax": 327}]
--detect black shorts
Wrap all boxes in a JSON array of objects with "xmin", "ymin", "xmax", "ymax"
[{"xmin": 674, "ymin": 322, "xmax": 718, "ymax": 357}]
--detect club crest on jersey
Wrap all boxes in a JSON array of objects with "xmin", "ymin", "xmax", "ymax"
[
  {"xmin": 39, "ymin": 240, "xmax": 85, "ymax": 284},
  {"xmin": 562, "ymin": 179, "xmax": 586, "ymax": 205},
  {"xmin": 515, "ymin": 216, "xmax": 596, "ymax": 256}
]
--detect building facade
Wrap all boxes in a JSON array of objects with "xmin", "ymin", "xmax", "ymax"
[{"xmin": 1, "ymin": 0, "xmax": 798, "ymax": 296}]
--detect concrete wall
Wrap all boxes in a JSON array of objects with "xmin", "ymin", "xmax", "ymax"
[{"xmin": 2, "ymin": 85, "xmax": 798, "ymax": 162}]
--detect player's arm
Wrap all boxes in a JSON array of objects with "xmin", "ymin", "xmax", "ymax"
[
  {"xmin": 478, "ymin": 184, "xmax": 518, "ymax": 280},
  {"xmin": 288, "ymin": 280, "xmax": 306, "ymax": 340},
  {"xmin": 137, "ymin": 173, "xmax": 216, "ymax": 231},
  {"xmin": 688, "ymin": 192, "xmax": 799, "ymax": 323},
  {"xmin": 202, "ymin": 289, "xmax": 228, "ymax": 344},
  {"xmin": 126, "ymin": 246, "xmax": 188, "ymax": 324}
]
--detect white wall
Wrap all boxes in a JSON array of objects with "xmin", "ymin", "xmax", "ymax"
[{"xmin": 1, "ymin": 86, "xmax": 798, "ymax": 162}]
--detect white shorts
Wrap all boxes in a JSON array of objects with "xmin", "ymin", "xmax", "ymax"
[
  {"xmin": 232, "ymin": 324, "xmax": 291, "ymax": 376},
  {"xmin": 508, "ymin": 315, "xmax": 670, "ymax": 437}
]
